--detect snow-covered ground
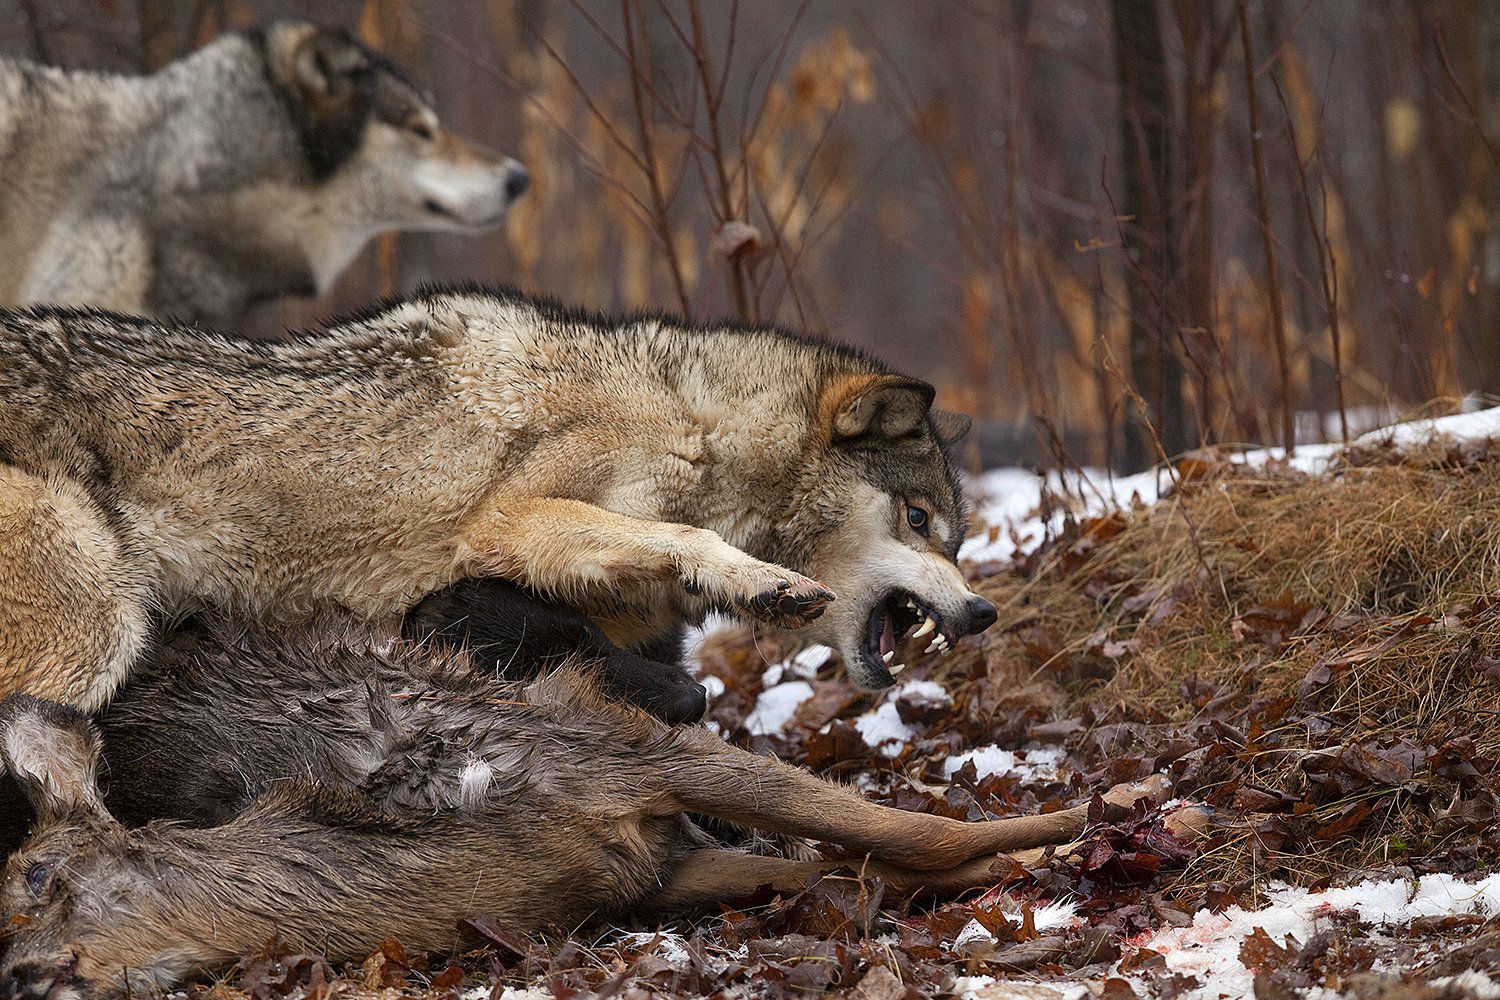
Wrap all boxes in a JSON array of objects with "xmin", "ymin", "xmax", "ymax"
[
  {"xmin": 1123, "ymin": 873, "xmax": 1500, "ymax": 999},
  {"xmin": 684, "ymin": 404, "xmax": 1500, "ymax": 999}
]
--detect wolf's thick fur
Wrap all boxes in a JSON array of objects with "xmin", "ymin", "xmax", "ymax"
[
  {"xmin": 0, "ymin": 287, "xmax": 993, "ymax": 710},
  {"xmin": 0, "ymin": 21, "xmax": 527, "ymax": 322}
]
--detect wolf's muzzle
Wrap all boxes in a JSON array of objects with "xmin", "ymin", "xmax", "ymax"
[{"xmin": 961, "ymin": 595, "xmax": 997, "ymax": 636}]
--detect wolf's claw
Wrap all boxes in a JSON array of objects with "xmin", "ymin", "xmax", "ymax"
[{"xmin": 740, "ymin": 574, "xmax": 835, "ymax": 628}]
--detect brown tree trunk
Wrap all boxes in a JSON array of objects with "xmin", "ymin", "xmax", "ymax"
[
  {"xmin": 136, "ymin": 0, "xmax": 179, "ymax": 72},
  {"xmin": 1112, "ymin": 0, "xmax": 1189, "ymax": 470}
]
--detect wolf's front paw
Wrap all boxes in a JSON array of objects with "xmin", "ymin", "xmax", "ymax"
[{"xmin": 738, "ymin": 574, "xmax": 835, "ymax": 629}]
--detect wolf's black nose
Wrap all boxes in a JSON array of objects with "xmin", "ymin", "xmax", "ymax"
[
  {"xmin": 966, "ymin": 596, "xmax": 997, "ymax": 634},
  {"xmin": 504, "ymin": 165, "xmax": 531, "ymax": 202}
]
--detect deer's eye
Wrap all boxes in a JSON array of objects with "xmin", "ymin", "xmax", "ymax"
[{"xmin": 23, "ymin": 861, "xmax": 51, "ymax": 897}]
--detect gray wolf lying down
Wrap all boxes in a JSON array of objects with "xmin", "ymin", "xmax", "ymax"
[
  {"xmin": 0, "ymin": 287, "xmax": 993, "ymax": 712},
  {"xmin": 0, "ymin": 617, "xmax": 1167, "ymax": 1000}
]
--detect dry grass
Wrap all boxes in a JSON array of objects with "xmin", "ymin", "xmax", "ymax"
[{"xmin": 963, "ymin": 442, "xmax": 1500, "ymax": 885}]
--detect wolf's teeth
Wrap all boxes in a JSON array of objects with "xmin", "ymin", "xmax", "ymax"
[
  {"xmin": 912, "ymin": 617, "xmax": 936, "ymax": 639},
  {"xmin": 925, "ymin": 638, "xmax": 941, "ymax": 653},
  {"xmin": 903, "ymin": 598, "xmax": 918, "ymax": 610},
  {"xmin": 882, "ymin": 650, "xmax": 895, "ymax": 664},
  {"xmin": 890, "ymin": 660, "xmax": 906, "ymax": 673}
]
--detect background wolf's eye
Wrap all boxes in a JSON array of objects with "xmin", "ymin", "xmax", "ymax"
[
  {"xmin": 906, "ymin": 505, "xmax": 929, "ymax": 533},
  {"xmin": 23, "ymin": 861, "xmax": 50, "ymax": 897},
  {"xmin": 409, "ymin": 121, "xmax": 435, "ymax": 141}
]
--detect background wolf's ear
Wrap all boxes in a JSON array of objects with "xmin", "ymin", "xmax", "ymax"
[
  {"xmin": 931, "ymin": 409, "xmax": 973, "ymax": 447},
  {"xmin": 0, "ymin": 694, "xmax": 107, "ymax": 823},
  {"xmin": 825, "ymin": 374, "xmax": 937, "ymax": 444},
  {"xmin": 292, "ymin": 29, "xmax": 372, "ymax": 110}
]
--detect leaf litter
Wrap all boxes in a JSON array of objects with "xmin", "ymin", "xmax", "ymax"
[{"xmin": 189, "ymin": 407, "xmax": 1500, "ymax": 998}]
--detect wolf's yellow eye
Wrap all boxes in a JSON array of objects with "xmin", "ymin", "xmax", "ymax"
[{"xmin": 906, "ymin": 505, "xmax": 929, "ymax": 533}]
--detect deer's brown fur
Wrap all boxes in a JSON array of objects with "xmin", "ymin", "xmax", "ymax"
[{"xmin": 0, "ymin": 619, "xmax": 1170, "ymax": 1000}]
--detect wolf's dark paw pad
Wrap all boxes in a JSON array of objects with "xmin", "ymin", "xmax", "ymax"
[{"xmin": 741, "ymin": 577, "xmax": 835, "ymax": 628}]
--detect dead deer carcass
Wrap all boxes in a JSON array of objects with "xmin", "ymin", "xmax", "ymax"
[{"xmin": 0, "ymin": 619, "xmax": 1170, "ymax": 1000}]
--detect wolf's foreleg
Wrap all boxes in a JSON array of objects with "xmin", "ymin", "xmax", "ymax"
[
  {"xmin": 0, "ymin": 466, "xmax": 153, "ymax": 711},
  {"xmin": 458, "ymin": 497, "xmax": 835, "ymax": 628}
]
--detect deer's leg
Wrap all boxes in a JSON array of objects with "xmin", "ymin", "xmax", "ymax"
[
  {"xmin": 457, "ymin": 497, "xmax": 834, "ymax": 630},
  {"xmin": 0, "ymin": 467, "xmax": 152, "ymax": 712},
  {"xmin": 644, "ymin": 848, "xmax": 1047, "ymax": 913},
  {"xmin": 662, "ymin": 728, "xmax": 1171, "ymax": 871}
]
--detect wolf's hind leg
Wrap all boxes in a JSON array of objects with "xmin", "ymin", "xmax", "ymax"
[
  {"xmin": 459, "ymin": 497, "xmax": 835, "ymax": 629},
  {"xmin": 0, "ymin": 466, "xmax": 152, "ymax": 711}
]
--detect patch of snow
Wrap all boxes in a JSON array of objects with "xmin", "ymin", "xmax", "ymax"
[
  {"xmin": 761, "ymin": 643, "xmax": 832, "ymax": 686},
  {"xmin": 851, "ymin": 679, "xmax": 948, "ymax": 756},
  {"xmin": 953, "ymin": 901, "xmax": 1079, "ymax": 951},
  {"xmin": 898, "ymin": 678, "xmax": 951, "ymax": 708},
  {"xmin": 961, "ymin": 465, "xmax": 1168, "ymax": 565},
  {"xmin": 743, "ymin": 680, "xmax": 814, "ymax": 735},
  {"xmin": 943, "ymin": 745, "xmax": 1065, "ymax": 784},
  {"xmin": 680, "ymin": 612, "xmax": 736, "ymax": 662},
  {"xmin": 613, "ymin": 930, "xmax": 695, "ymax": 971},
  {"xmin": 1431, "ymin": 970, "xmax": 1500, "ymax": 999},
  {"xmin": 952, "ymin": 975, "xmax": 1089, "ymax": 1000},
  {"xmin": 854, "ymin": 700, "xmax": 913, "ymax": 756},
  {"xmin": 1353, "ymin": 399, "xmax": 1500, "ymax": 449},
  {"xmin": 1130, "ymin": 872, "xmax": 1500, "ymax": 998},
  {"xmin": 465, "ymin": 989, "xmax": 553, "ymax": 1000}
]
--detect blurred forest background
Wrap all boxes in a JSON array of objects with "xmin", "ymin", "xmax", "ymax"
[{"xmin": 2, "ymin": 0, "xmax": 1496, "ymax": 473}]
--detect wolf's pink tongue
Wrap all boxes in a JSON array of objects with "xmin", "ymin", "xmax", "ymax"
[{"xmin": 880, "ymin": 613, "xmax": 896, "ymax": 656}]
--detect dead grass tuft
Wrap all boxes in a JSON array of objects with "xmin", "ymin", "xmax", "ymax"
[{"xmin": 968, "ymin": 444, "xmax": 1500, "ymax": 885}]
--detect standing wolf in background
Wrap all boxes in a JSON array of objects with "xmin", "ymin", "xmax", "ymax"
[
  {"xmin": 0, "ymin": 287, "xmax": 994, "ymax": 713},
  {"xmin": 0, "ymin": 20, "xmax": 528, "ymax": 323}
]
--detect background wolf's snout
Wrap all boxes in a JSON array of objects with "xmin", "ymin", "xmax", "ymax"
[
  {"xmin": 503, "ymin": 164, "xmax": 531, "ymax": 203},
  {"xmin": 963, "ymin": 595, "xmax": 997, "ymax": 636}
]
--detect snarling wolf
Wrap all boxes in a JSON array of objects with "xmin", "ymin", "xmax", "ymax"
[
  {"xmin": 0, "ymin": 287, "xmax": 995, "ymax": 712},
  {"xmin": 0, "ymin": 618, "xmax": 1169, "ymax": 999},
  {"xmin": 0, "ymin": 21, "xmax": 528, "ymax": 323}
]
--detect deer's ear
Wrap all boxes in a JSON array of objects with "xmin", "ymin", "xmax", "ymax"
[
  {"xmin": 0, "ymin": 694, "xmax": 107, "ymax": 822},
  {"xmin": 822, "ymin": 374, "xmax": 937, "ymax": 444}
]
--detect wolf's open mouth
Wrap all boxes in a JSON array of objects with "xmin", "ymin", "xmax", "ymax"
[{"xmin": 862, "ymin": 589, "xmax": 954, "ymax": 679}]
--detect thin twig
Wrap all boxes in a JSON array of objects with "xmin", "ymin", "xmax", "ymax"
[
  {"xmin": 1238, "ymin": 0, "xmax": 1296, "ymax": 456},
  {"xmin": 1271, "ymin": 68, "xmax": 1348, "ymax": 443},
  {"xmin": 622, "ymin": 0, "xmax": 694, "ymax": 317},
  {"xmin": 687, "ymin": 0, "xmax": 753, "ymax": 321}
]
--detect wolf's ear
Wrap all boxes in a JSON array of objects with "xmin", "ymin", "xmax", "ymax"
[
  {"xmin": 825, "ymin": 374, "xmax": 936, "ymax": 444},
  {"xmin": 931, "ymin": 409, "xmax": 973, "ymax": 447},
  {"xmin": 291, "ymin": 28, "xmax": 372, "ymax": 109},
  {"xmin": 0, "ymin": 694, "xmax": 107, "ymax": 823}
]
